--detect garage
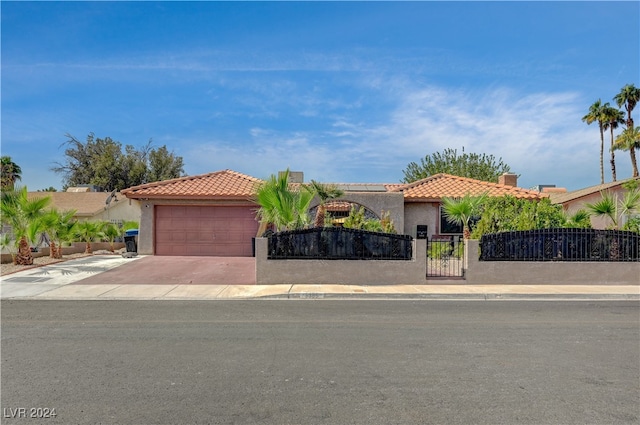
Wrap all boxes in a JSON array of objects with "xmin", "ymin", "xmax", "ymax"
[{"xmin": 155, "ymin": 205, "xmax": 259, "ymax": 256}]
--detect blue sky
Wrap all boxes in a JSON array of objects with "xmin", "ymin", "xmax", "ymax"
[{"xmin": 2, "ymin": 1, "xmax": 639, "ymax": 192}]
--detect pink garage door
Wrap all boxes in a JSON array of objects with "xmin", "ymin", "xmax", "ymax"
[{"xmin": 154, "ymin": 205, "xmax": 259, "ymax": 256}]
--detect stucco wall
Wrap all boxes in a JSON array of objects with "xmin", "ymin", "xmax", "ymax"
[
  {"xmin": 91, "ymin": 199, "xmax": 142, "ymax": 224},
  {"xmin": 465, "ymin": 240, "xmax": 639, "ymax": 285},
  {"xmin": 256, "ymin": 237, "xmax": 427, "ymax": 285},
  {"xmin": 560, "ymin": 186, "xmax": 632, "ymax": 230},
  {"xmin": 403, "ymin": 202, "xmax": 439, "ymax": 238}
]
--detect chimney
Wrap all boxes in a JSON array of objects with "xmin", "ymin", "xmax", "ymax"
[
  {"xmin": 279, "ymin": 171, "xmax": 304, "ymax": 183},
  {"xmin": 498, "ymin": 173, "xmax": 518, "ymax": 187}
]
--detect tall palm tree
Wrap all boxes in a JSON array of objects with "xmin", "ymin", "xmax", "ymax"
[
  {"xmin": 0, "ymin": 187, "xmax": 51, "ymax": 265},
  {"xmin": 441, "ymin": 192, "xmax": 488, "ymax": 239},
  {"xmin": 601, "ymin": 105, "xmax": 626, "ymax": 182},
  {"xmin": 307, "ymin": 180, "xmax": 344, "ymax": 228},
  {"xmin": 613, "ymin": 126, "xmax": 640, "ymax": 177},
  {"xmin": 614, "ymin": 83, "xmax": 640, "ymax": 129},
  {"xmin": 614, "ymin": 84, "xmax": 640, "ymax": 178},
  {"xmin": 582, "ymin": 100, "xmax": 607, "ymax": 184},
  {"xmin": 1, "ymin": 156, "xmax": 22, "ymax": 191}
]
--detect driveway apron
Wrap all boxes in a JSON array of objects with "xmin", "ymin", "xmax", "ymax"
[{"xmin": 72, "ymin": 256, "xmax": 256, "ymax": 285}]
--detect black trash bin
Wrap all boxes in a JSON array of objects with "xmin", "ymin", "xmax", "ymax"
[{"xmin": 124, "ymin": 229, "xmax": 138, "ymax": 253}]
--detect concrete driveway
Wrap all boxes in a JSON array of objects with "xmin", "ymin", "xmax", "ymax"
[{"xmin": 73, "ymin": 256, "xmax": 256, "ymax": 285}]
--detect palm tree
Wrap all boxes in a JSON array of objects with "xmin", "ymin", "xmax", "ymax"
[
  {"xmin": 613, "ymin": 126, "xmax": 640, "ymax": 177},
  {"xmin": 614, "ymin": 83, "xmax": 640, "ymax": 129},
  {"xmin": 585, "ymin": 189, "xmax": 640, "ymax": 229},
  {"xmin": 582, "ymin": 100, "xmax": 607, "ymax": 184},
  {"xmin": 1, "ymin": 156, "xmax": 22, "ymax": 191},
  {"xmin": 601, "ymin": 105, "xmax": 626, "ymax": 181},
  {"xmin": 101, "ymin": 221, "xmax": 121, "ymax": 253},
  {"xmin": 564, "ymin": 209, "xmax": 592, "ymax": 229},
  {"xmin": 614, "ymin": 84, "xmax": 640, "ymax": 178},
  {"xmin": 40, "ymin": 209, "xmax": 77, "ymax": 259},
  {"xmin": 0, "ymin": 187, "xmax": 51, "ymax": 265},
  {"xmin": 441, "ymin": 192, "xmax": 488, "ymax": 239},
  {"xmin": 74, "ymin": 220, "xmax": 104, "ymax": 254},
  {"xmin": 254, "ymin": 169, "xmax": 314, "ymax": 232},
  {"xmin": 307, "ymin": 180, "xmax": 344, "ymax": 227}
]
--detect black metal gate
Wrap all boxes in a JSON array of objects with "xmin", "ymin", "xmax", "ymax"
[{"xmin": 427, "ymin": 236, "xmax": 465, "ymax": 278}]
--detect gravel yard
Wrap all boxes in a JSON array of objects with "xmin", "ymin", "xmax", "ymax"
[{"xmin": 1, "ymin": 252, "xmax": 116, "ymax": 276}]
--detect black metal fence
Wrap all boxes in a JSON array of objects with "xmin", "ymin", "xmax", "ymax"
[
  {"xmin": 480, "ymin": 228, "xmax": 640, "ymax": 262},
  {"xmin": 427, "ymin": 236, "xmax": 465, "ymax": 277},
  {"xmin": 268, "ymin": 227, "xmax": 413, "ymax": 260}
]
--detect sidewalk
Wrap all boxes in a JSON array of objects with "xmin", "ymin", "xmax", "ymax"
[{"xmin": 1, "ymin": 255, "xmax": 639, "ymax": 301}]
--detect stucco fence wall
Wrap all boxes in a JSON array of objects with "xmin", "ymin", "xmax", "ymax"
[
  {"xmin": 464, "ymin": 240, "xmax": 639, "ymax": 285},
  {"xmin": 255, "ymin": 237, "xmax": 427, "ymax": 285},
  {"xmin": 256, "ymin": 238, "xmax": 639, "ymax": 285}
]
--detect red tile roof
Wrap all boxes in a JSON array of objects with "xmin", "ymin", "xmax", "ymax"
[
  {"xmin": 391, "ymin": 173, "xmax": 546, "ymax": 201},
  {"xmin": 122, "ymin": 170, "xmax": 262, "ymax": 200}
]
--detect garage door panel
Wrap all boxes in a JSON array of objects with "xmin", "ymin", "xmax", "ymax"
[{"xmin": 155, "ymin": 205, "xmax": 258, "ymax": 256}]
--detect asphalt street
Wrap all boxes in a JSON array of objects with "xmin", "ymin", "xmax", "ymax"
[{"xmin": 1, "ymin": 300, "xmax": 639, "ymax": 425}]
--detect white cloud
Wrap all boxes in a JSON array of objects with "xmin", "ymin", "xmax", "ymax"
[{"xmin": 180, "ymin": 82, "xmax": 633, "ymax": 190}]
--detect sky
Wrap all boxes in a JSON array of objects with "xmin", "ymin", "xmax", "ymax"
[{"xmin": 2, "ymin": 1, "xmax": 639, "ymax": 192}]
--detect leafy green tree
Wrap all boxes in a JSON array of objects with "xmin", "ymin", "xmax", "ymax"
[
  {"xmin": 1, "ymin": 156, "xmax": 22, "ymax": 191},
  {"xmin": 471, "ymin": 196, "xmax": 567, "ymax": 238},
  {"xmin": 52, "ymin": 133, "xmax": 185, "ymax": 190},
  {"xmin": 147, "ymin": 145, "xmax": 185, "ymax": 183},
  {"xmin": 441, "ymin": 193, "xmax": 488, "ymax": 239},
  {"xmin": 307, "ymin": 180, "xmax": 344, "ymax": 228},
  {"xmin": 342, "ymin": 206, "xmax": 396, "ymax": 233},
  {"xmin": 0, "ymin": 187, "xmax": 51, "ymax": 265},
  {"xmin": 37, "ymin": 187, "xmax": 58, "ymax": 192},
  {"xmin": 601, "ymin": 105, "xmax": 626, "ymax": 182},
  {"xmin": 402, "ymin": 148, "xmax": 512, "ymax": 183},
  {"xmin": 613, "ymin": 126, "xmax": 640, "ymax": 178},
  {"xmin": 255, "ymin": 169, "xmax": 314, "ymax": 232},
  {"xmin": 582, "ymin": 99, "xmax": 607, "ymax": 184}
]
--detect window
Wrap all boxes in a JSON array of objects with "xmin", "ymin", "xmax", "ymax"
[{"xmin": 439, "ymin": 206, "xmax": 463, "ymax": 235}]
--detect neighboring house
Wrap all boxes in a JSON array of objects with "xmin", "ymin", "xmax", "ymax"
[
  {"xmin": 28, "ymin": 189, "xmax": 141, "ymax": 224},
  {"xmin": 549, "ymin": 177, "xmax": 640, "ymax": 229},
  {"xmin": 0, "ymin": 189, "xmax": 141, "ymax": 252},
  {"xmin": 122, "ymin": 169, "xmax": 546, "ymax": 257}
]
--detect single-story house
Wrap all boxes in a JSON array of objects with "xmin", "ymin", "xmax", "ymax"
[
  {"xmin": 549, "ymin": 177, "xmax": 640, "ymax": 229},
  {"xmin": 122, "ymin": 169, "xmax": 546, "ymax": 257},
  {"xmin": 27, "ymin": 188, "xmax": 141, "ymax": 224}
]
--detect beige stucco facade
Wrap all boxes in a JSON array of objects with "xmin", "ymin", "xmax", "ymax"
[
  {"xmin": 91, "ymin": 198, "xmax": 142, "ymax": 224},
  {"xmin": 403, "ymin": 202, "xmax": 441, "ymax": 238}
]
